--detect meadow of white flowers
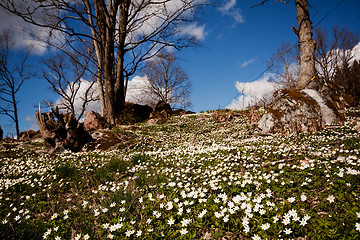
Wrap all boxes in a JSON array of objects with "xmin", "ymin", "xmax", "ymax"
[{"xmin": 0, "ymin": 108, "xmax": 359, "ymax": 239}]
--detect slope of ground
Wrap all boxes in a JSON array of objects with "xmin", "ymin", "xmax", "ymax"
[{"xmin": 0, "ymin": 108, "xmax": 359, "ymax": 239}]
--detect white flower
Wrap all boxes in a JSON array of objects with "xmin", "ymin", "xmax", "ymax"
[
  {"xmin": 284, "ymin": 228, "xmax": 292, "ymax": 234},
  {"xmin": 94, "ymin": 209, "xmax": 100, "ymax": 217},
  {"xmin": 244, "ymin": 225, "xmax": 250, "ymax": 233},
  {"xmin": 125, "ymin": 230, "xmax": 135, "ymax": 237},
  {"xmin": 282, "ymin": 217, "xmax": 291, "ymax": 225},
  {"xmin": 51, "ymin": 213, "xmax": 58, "ymax": 220},
  {"xmin": 166, "ymin": 201, "xmax": 173, "ymax": 210},
  {"xmin": 356, "ymin": 223, "xmax": 360, "ymax": 231},
  {"xmin": 301, "ymin": 194, "xmax": 307, "ymax": 201},
  {"xmin": 288, "ymin": 197, "xmax": 296, "ymax": 203},
  {"xmin": 261, "ymin": 223, "xmax": 270, "ymax": 231},
  {"xmin": 300, "ymin": 219, "xmax": 307, "ymax": 226},
  {"xmin": 273, "ymin": 215, "xmax": 279, "ymax": 223},
  {"xmin": 83, "ymin": 234, "xmax": 90, "ymax": 240},
  {"xmin": 181, "ymin": 218, "xmax": 191, "ymax": 227},
  {"xmin": 136, "ymin": 230, "xmax": 142, "ymax": 237},
  {"xmin": 180, "ymin": 228, "xmax": 188, "ymax": 235},
  {"xmin": 55, "ymin": 236, "xmax": 61, "ymax": 240},
  {"xmin": 153, "ymin": 210, "xmax": 161, "ymax": 218},
  {"xmin": 327, "ymin": 195, "xmax": 335, "ymax": 203},
  {"xmin": 252, "ymin": 234, "xmax": 261, "ymax": 240},
  {"xmin": 357, "ymin": 212, "xmax": 360, "ymax": 218},
  {"xmin": 167, "ymin": 217, "xmax": 175, "ymax": 226},
  {"xmin": 107, "ymin": 234, "xmax": 113, "ymax": 239}
]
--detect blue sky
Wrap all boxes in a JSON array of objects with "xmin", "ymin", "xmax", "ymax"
[{"xmin": 0, "ymin": 0, "xmax": 360, "ymax": 137}]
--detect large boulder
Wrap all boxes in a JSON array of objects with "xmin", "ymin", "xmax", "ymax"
[
  {"xmin": 84, "ymin": 111, "xmax": 108, "ymax": 131},
  {"xmin": 150, "ymin": 101, "xmax": 173, "ymax": 119},
  {"xmin": 121, "ymin": 102, "xmax": 153, "ymax": 124},
  {"xmin": 258, "ymin": 89, "xmax": 342, "ymax": 135}
]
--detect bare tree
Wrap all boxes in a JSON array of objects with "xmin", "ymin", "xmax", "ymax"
[
  {"xmin": 0, "ymin": 0, "xmax": 207, "ymax": 125},
  {"xmin": 0, "ymin": 31, "xmax": 34, "ymax": 139},
  {"xmin": 315, "ymin": 25, "xmax": 359, "ymax": 85},
  {"xmin": 253, "ymin": 0, "xmax": 317, "ymax": 89},
  {"xmin": 141, "ymin": 52, "xmax": 191, "ymax": 110},
  {"xmin": 268, "ymin": 42, "xmax": 300, "ymax": 89},
  {"xmin": 42, "ymin": 50, "xmax": 98, "ymax": 120}
]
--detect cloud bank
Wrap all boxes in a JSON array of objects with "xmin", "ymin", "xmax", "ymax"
[
  {"xmin": 54, "ymin": 79, "xmax": 101, "ymax": 117},
  {"xmin": 125, "ymin": 76, "xmax": 159, "ymax": 107},
  {"xmin": 226, "ymin": 73, "xmax": 280, "ymax": 110}
]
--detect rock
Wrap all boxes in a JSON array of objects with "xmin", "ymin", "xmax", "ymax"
[
  {"xmin": 258, "ymin": 89, "xmax": 341, "ymax": 135},
  {"xmin": 354, "ymin": 122, "xmax": 360, "ymax": 132},
  {"xmin": 84, "ymin": 111, "xmax": 108, "ymax": 131},
  {"xmin": 123, "ymin": 102, "xmax": 153, "ymax": 123},
  {"xmin": 82, "ymin": 129, "xmax": 139, "ymax": 151},
  {"xmin": 150, "ymin": 101, "xmax": 173, "ymax": 119},
  {"xmin": 321, "ymin": 81, "xmax": 354, "ymax": 110},
  {"xmin": 173, "ymin": 109, "xmax": 187, "ymax": 116},
  {"xmin": 146, "ymin": 118, "xmax": 168, "ymax": 125},
  {"xmin": 0, "ymin": 125, "xmax": 3, "ymax": 141},
  {"xmin": 18, "ymin": 130, "xmax": 42, "ymax": 142}
]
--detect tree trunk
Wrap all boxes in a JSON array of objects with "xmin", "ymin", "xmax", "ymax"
[
  {"xmin": 294, "ymin": 0, "xmax": 317, "ymax": 90},
  {"xmin": 114, "ymin": 1, "xmax": 129, "ymax": 117},
  {"xmin": 12, "ymin": 89, "xmax": 20, "ymax": 139}
]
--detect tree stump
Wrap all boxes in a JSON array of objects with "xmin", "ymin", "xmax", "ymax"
[
  {"xmin": 35, "ymin": 107, "xmax": 91, "ymax": 152},
  {"xmin": 0, "ymin": 125, "xmax": 3, "ymax": 141}
]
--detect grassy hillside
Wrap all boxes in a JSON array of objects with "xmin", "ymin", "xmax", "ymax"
[{"xmin": 1, "ymin": 109, "xmax": 360, "ymax": 239}]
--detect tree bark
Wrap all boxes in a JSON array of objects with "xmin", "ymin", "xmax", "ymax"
[
  {"xmin": 36, "ymin": 107, "xmax": 91, "ymax": 152},
  {"xmin": 294, "ymin": 0, "xmax": 317, "ymax": 90}
]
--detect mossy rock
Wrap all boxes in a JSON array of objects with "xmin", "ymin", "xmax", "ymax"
[{"xmin": 258, "ymin": 89, "xmax": 341, "ymax": 135}]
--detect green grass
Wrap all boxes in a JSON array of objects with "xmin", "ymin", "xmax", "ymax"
[{"xmin": 0, "ymin": 108, "xmax": 360, "ymax": 239}]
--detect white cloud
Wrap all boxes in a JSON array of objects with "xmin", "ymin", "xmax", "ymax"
[
  {"xmin": 350, "ymin": 42, "xmax": 360, "ymax": 63},
  {"xmin": 179, "ymin": 23, "xmax": 207, "ymax": 41},
  {"xmin": 127, "ymin": 0, "xmax": 207, "ymax": 43},
  {"xmin": 316, "ymin": 41, "xmax": 360, "ymax": 80},
  {"xmin": 219, "ymin": 0, "xmax": 245, "ymax": 25},
  {"xmin": 24, "ymin": 115, "xmax": 39, "ymax": 131},
  {"xmin": 55, "ymin": 79, "xmax": 101, "ymax": 117},
  {"xmin": 219, "ymin": 0, "xmax": 237, "ymax": 12},
  {"xmin": 240, "ymin": 58, "xmax": 256, "ymax": 68},
  {"xmin": 227, "ymin": 73, "xmax": 280, "ymax": 110},
  {"xmin": 125, "ymin": 76, "xmax": 159, "ymax": 107},
  {"xmin": 0, "ymin": 5, "xmax": 64, "ymax": 55}
]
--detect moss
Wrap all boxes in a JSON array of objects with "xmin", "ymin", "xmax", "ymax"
[
  {"xmin": 268, "ymin": 106, "xmax": 284, "ymax": 119},
  {"xmin": 282, "ymin": 89, "xmax": 318, "ymax": 107}
]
